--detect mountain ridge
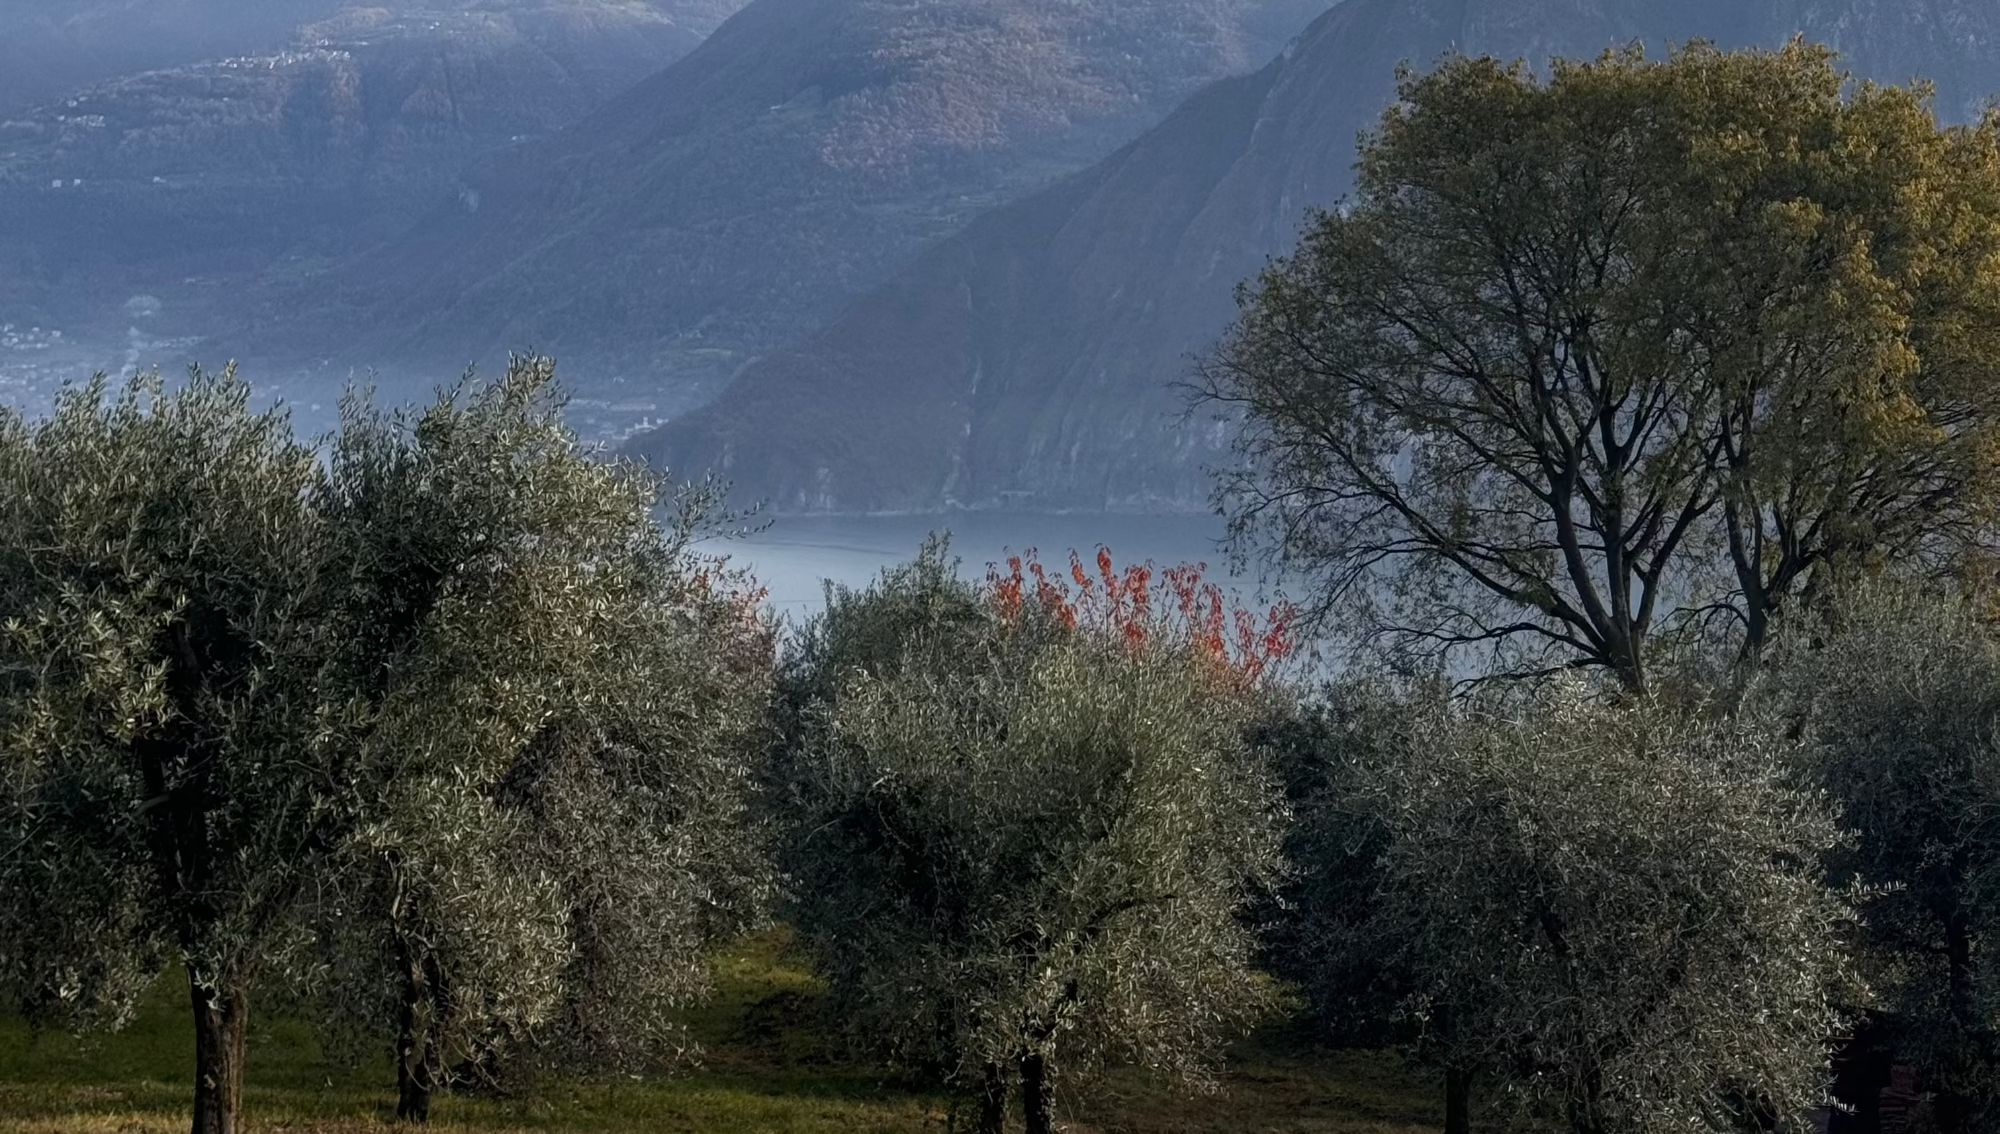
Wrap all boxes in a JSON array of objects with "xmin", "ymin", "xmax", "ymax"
[
  {"xmin": 634, "ymin": 0, "xmax": 2000, "ymax": 514},
  {"xmin": 0, "ymin": 1, "xmax": 750, "ymax": 337},
  {"xmin": 256, "ymin": 0, "xmax": 1335, "ymax": 410},
  {"xmin": 0, "ymin": 1, "xmax": 334, "ymax": 115}
]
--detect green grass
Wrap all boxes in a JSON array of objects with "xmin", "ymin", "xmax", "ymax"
[{"xmin": 0, "ymin": 933, "xmax": 1439, "ymax": 1133}]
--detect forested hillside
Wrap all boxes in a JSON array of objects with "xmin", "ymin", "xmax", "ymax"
[
  {"xmin": 0, "ymin": 1, "xmax": 334, "ymax": 114},
  {"xmin": 0, "ymin": 2, "xmax": 748, "ymax": 116},
  {"xmin": 259, "ymin": 0, "xmax": 1331, "ymax": 407},
  {"xmin": 0, "ymin": 1, "xmax": 748, "ymax": 344},
  {"xmin": 636, "ymin": 0, "xmax": 2000, "ymax": 512}
]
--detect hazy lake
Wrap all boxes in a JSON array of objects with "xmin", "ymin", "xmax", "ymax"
[{"xmin": 700, "ymin": 512, "xmax": 1269, "ymax": 621}]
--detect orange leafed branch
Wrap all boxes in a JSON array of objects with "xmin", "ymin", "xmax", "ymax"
[{"xmin": 988, "ymin": 546, "xmax": 1300, "ymax": 685}]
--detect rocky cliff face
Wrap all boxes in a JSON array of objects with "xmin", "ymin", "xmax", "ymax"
[
  {"xmin": 635, "ymin": 0, "xmax": 2000, "ymax": 513},
  {"xmin": 266, "ymin": 0, "xmax": 1334, "ymax": 404}
]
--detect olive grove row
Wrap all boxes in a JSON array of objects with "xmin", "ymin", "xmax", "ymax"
[{"xmin": 9, "ymin": 40, "xmax": 2000, "ymax": 1134}]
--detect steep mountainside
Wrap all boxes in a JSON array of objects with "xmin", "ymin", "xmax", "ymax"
[
  {"xmin": 0, "ymin": 2, "xmax": 747, "ymax": 324},
  {"xmin": 0, "ymin": 1, "xmax": 333, "ymax": 115},
  {"xmin": 270, "ymin": 0, "xmax": 1333, "ymax": 403},
  {"xmin": 0, "ymin": 2, "xmax": 748, "ymax": 115},
  {"xmin": 636, "ymin": 0, "xmax": 2000, "ymax": 513}
]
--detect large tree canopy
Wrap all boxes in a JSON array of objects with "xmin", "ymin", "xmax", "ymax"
[
  {"xmin": 1201, "ymin": 42, "xmax": 2000, "ymax": 688},
  {"xmin": 0, "ymin": 371, "xmax": 332, "ymax": 1134},
  {"xmin": 304, "ymin": 361, "xmax": 776, "ymax": 1119}
]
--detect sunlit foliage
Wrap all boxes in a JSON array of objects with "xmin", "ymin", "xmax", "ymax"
[
  {"xmin": 1201, "ymin": 43, "xmax": 2000, "ymax": 688},
  {"xmin": 0, "ymin": 359, "xmax": 776, "ymax": 1132},
  {"xmin": 0, "ymin": 368, "xmax": 335, "ymax": 1134},
  {"xmin": 299, "ymin": 358, "xmax": 777, "ymax": 1117}
]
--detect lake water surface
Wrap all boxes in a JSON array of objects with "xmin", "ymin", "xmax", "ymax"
[{"xmin": 700, "ymin": 512, "xmax": 1266, "ymax": 621}]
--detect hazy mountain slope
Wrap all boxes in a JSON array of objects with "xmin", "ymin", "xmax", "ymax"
[
  {"xmin": 276, "ymin": 0, "xmax": 1334, "ymax": 403},
  {"xmin": 0, "ymin": 2, "xmax": 748, "ymax": 115},
  {"xmin": 637, "ymin": 0, "xmax": 2000, "ymax": 513},
  {"xmin": 1781, "ymin": 0, "xmax": 2000, "ymax": 121},
  {"xmin": 0, "ymin": 1, "xmax": 332, "ymax": 115},
  {"xmin": 0, "ymin": 2, "xmax": 749, "ymax": 326}
]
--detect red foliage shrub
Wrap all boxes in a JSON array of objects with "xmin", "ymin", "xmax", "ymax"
[{"xmin": 988, "ymin": 546, "xmax": 1300, "ymax": 686}]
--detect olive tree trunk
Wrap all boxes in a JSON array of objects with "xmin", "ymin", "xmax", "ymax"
[
  {"xmin": 188, "ymin": 968, "xmax": 248, "ymax": 1134},
  {"xmin": 975, "ymin": 1062, "xmax": 1007, "ymax": 1134},
  {"xmin": 395, "ymin": 939, "xmax": 444, "ymax": 1123},
  {"xmin": 1444, "ymin": 1064, "xmax": 1471, "ymax": 1134},
  {"xmin": 1021, "ymin": 1053, "xmax": 1056, "ymax": 1134},
  {"xmin": 395, "ymin": 1011, "xmax": 436, "ymax": 1121}
]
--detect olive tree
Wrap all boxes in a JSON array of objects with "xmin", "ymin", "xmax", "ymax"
[
  {"xmin": 304, "ymin": 359, "xmax": 776, "ymax": 1119},
  {"xmin": 783, "ymin": 547, "xmax": 1287, "ymax": 1134},
  {"xmin": 1199, "ymin": 43, "xmax": 2000, "ymax": 689},
  {"xmin": 0, "ymin": 360, "xmax": 776, "ymax": 1133},
  {"xmin": 0, "ymin": 370, "xmax": 334, "ymax": 1134},
  {"xmin": 1279, "ymin": 683, "xmax": 1856, "ymax": 1134},
  {"xmin": 1763, "ymin": 586, "xmax": 2000, "ymax": 1134}
]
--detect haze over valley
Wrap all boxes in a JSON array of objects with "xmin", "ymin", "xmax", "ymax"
[{"xmin": 4, "ymin": 0, "xmax": 2000, "ymax": 514}]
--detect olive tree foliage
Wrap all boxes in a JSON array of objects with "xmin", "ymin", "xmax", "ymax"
[
  {"xmin": 1760, "ymin": 586, "xmax": 2000, "ymax": 1134},
  {"xmin": 496, "ymin": 574, "xmax": 776, "ymax": 1075},
  {"xmin": 0, "ymin": 369, "xmax": 335, "ymax": 1134},
  {"xmin": 300, "ymin": 359, "xmax": 776, "ymax": 1118},
  {"xmin": 1198, "ymin": 43, "xmax": 2000, "ymax": 690},
  {"xmin": 779, "ymin": 534, "xmax": 992, "ymax": 715},
  {"xmin": 1276, "ymin": 682, "xmax": 1857, "ymax": 1134},
  {"xmin": 781, "ymin": 543, "xmax": 1287, "ymax": 1134},
  {"xmin": 0, "ymin": 360, "xmax": 776, "ymax": 1133}
]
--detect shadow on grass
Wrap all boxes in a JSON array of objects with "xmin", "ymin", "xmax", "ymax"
[{"xmin": 0, "ymin": 930, "xmax": 1437, "ymax": 1134}]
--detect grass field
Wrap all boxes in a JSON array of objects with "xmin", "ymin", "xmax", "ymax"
[{"xmin": 0, "ymin": 933, "xmax": 1440, "ymax": 1133}]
